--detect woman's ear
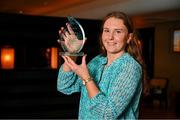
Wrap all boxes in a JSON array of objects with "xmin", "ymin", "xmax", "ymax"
[{"xmin": 127, "ymin": 33, "xmax": 133, "ymax": 44}]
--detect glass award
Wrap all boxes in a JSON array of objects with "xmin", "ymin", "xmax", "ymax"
[{"xmin": 58, "ymin": 16, "xmax": 86, "ymax": 56}]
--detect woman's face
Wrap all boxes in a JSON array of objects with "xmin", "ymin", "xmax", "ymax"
[{"xmin": 102, "ymin": 17, "xmax": 131, "ymax": 55}]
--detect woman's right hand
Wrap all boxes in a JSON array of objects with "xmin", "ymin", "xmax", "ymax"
[
  {"xmin": 62, "ymin": 55, "xmax": 91, "ymax": 81},
  {"xmin": 62, "ymin": 56, "xmax": 77, "ymax": 72}
]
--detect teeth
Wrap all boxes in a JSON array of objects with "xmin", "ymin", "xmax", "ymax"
[{"xmin": 108, "ymin": 42, "xmax": 115, "ymax": 45}]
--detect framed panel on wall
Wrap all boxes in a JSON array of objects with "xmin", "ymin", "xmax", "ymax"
[{"xmin": 173, "ymin": 28, "xmax": 180, "ymax": 52}]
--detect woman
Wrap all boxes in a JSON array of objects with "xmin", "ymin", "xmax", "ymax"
[{"xmin": 57, "ymin": 11, "xmax": 145, "ymax": 119}]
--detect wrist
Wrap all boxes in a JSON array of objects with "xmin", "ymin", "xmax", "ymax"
[{"xmin": 82, "ymin": 77, "xmax": 93, "ymax": 86}]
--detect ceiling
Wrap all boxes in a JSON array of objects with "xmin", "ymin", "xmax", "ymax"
[{"xmin": 0, "ymin": 0, "xmax": 180, "ymax": 28}]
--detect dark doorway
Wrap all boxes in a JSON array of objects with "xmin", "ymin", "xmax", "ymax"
[{"xmin": 138, "ymin": 27, "xmax": 155, "ymax": 79}]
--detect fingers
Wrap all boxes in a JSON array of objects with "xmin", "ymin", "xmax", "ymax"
[
  {"xmin": 62, "ymin": 55, "xmax": 88, "ymax": 76},
  {"xmin": 66, "ymin": 56, "xmax": 77, "ymax": 66},
  {"xmin": 82, "ymin": 54, "xmax": 87, "ymax": 65},
  {"xmin": 62, "ymin": 56, "xmax": 73, "ymax": 69},
  {"xmin": 59, "ymin": 27, "xmax": 67, "ymax": 40},
  {"xmin": 59, "ymin": 27, "xmax": 70, "ymax": 48},
  {"xmin": 59, "ymin": 26, "xmax": 75, "ymax": 44},
  {"xmin": 62, "ymin": 56, "xmax": 68, "ymax": 63},
  {"xmin": 59, "ymin": 23, "xmax": 75, "ymax": 39},
  {"xmin": 62, "ymin": 56, "xmax": 77, "ymax": 68},
  {"xmin": 66, "ymin": 23, "xmax": 75, "ymax": 35}
]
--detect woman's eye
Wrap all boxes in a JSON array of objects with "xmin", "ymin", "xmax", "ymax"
[
  {"xmin": 116, "ymin": 30, "xmax": 123, "ymax": 33},
  {"xmin": 116, "ymin": 30, "xmax": 121, "ymax": 33},
  {"xmin": 103, "ymin": 29, "xmax": 109, "ymax": 33}
]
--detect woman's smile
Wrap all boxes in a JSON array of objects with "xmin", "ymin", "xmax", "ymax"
[{"xmin": 107, "ymin": 42, "xmax": 116, "ymax": 46}]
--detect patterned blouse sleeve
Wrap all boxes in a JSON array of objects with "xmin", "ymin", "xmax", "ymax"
[
  {"xmin": 57, "ymin": 65, "xmax": 82, "ymax": 95},
  {"xmin": 88, "ymin": 62, "xmax": 142, "ymax": 119}
]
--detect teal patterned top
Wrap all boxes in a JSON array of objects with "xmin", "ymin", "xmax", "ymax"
[{"xmin": 57, "ymin": 53, "xmax": 142, "ymax": 119}]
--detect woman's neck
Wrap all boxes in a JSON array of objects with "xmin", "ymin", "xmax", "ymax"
[{"xmin": 106, "ymin": 51, "xmax": 125, "ymax": 66}]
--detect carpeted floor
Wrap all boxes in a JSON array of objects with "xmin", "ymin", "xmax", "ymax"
[{"xmin": 139, "ymin": 101, "xmax": 178, "ymax": 119}]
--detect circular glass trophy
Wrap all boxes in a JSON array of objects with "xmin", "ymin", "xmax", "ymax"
[{"xmin": 58, "ymin": 16, "xmax": 86, "ymax": 56}]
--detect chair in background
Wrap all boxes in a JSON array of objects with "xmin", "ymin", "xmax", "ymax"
[{"xmin": 149, "ymin": 78, "xmax": 169, "ymax": 110}]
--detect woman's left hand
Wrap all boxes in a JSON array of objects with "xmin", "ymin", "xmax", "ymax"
[{"xmin": 62, "ymin": 55, "xmax": 91, "ymax": 81}]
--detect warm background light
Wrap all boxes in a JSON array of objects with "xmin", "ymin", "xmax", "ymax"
[
  {"xmin": 51, "ymin": 47, "xmax": 58, "ymax": 69},
  {"xmin": 1, "ymin": 47, "xmax": 15, "ymax": 69}
]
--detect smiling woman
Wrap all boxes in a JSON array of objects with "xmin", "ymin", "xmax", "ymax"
[{"xmin": 57, "ymin": 11, "xmax": 146, "ymax": 119}]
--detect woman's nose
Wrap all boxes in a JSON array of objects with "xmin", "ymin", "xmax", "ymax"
[{"xmin": 108, "ymin": 31, "xmax": 114, "ymax": 40}]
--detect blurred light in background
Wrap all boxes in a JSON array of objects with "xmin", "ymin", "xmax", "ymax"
[
  {"xmin": 1, "ymin": 47, "xmax": 15, "ymax": 69},
  {"xmin": 51, "ymin": 47, "xmax": 58, "ymax": 69}
]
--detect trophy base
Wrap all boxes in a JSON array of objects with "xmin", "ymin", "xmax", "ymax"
[{"xmin": 59, "ymin": 52, "xmax": 84, "ymax": 56}]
